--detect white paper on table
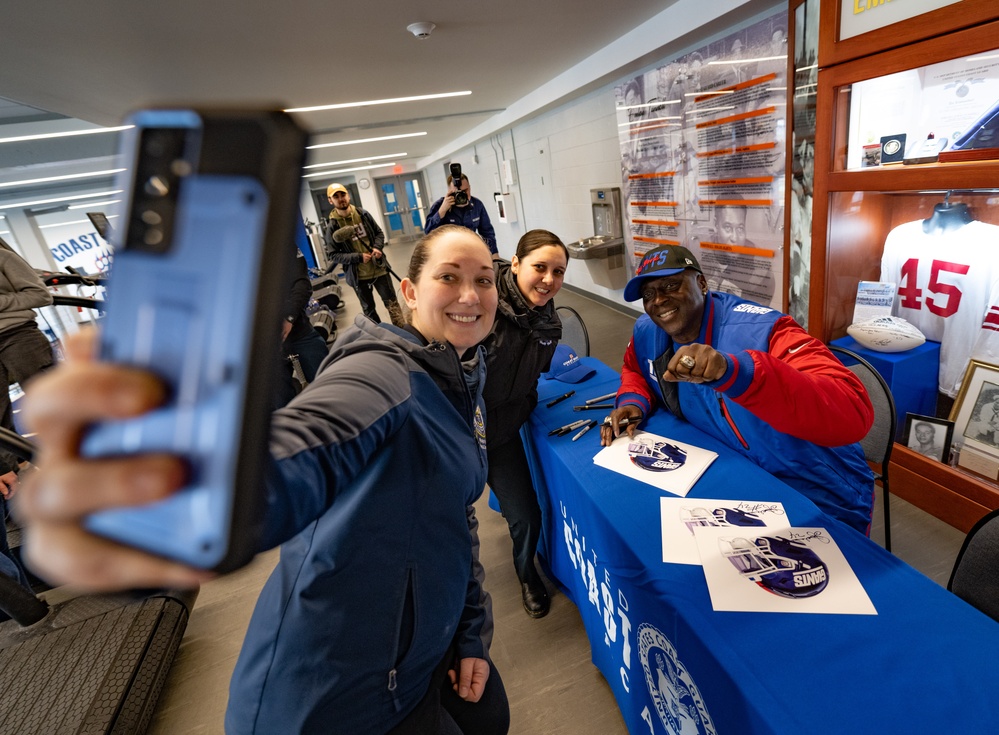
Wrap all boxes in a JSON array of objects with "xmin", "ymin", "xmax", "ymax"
[
  {"xmin": 661, "ymin": 498, "xmax": 789, "ymax": 564},
  {"xmin": 693, "ymin": 526, "xmax": 877, "ymax": 615},
  {"xmin": 592, "ymin": 431, "xmax": 717, "ymax": 497}
]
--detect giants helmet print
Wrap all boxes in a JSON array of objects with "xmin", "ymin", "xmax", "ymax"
[
  {"xmin": 680, "ymin": 506, "xmax": 767, "ymax": 535},
  {"xmin": 719, "ymin": 535, "xmax": 829, "ymax": 599}
]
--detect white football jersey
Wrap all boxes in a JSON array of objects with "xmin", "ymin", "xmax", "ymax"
[{"xmin": 880, "ymin": 219, "xmax": 999, "ymax": 397}]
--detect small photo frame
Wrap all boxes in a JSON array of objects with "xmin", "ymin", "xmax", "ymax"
[
  {"xmin": 903, "ymin": 413, "xmax": 953, "ymax": 464},
  {"xmin": 950, "ymin": 360, "xmax": 999, "ymax": 460}
]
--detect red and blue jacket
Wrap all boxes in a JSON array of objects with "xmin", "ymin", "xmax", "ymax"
[{"xmin": 617, "ymin": 291, "xmax": 875, "ymax": 533}]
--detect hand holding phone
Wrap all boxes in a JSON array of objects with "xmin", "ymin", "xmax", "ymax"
[
  {"xmin": 78, "ymin": 108, "xmax": 307, "ymax": 572},
  {"xmin": 19, "ymin": 331, "xmax": 212, "ymax": 590}
]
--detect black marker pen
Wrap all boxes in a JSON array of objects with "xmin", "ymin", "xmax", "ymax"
[{"xmin": 546, "ymin": 390, "xmax": 576, "ymax": 408}]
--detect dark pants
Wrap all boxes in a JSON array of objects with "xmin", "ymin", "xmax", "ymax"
[
  {"xmin": 388, "ymin": 650, "xmax": 510, "ymax": 735},
  {"xmin": 275, "ymin": 326, "xmax": 330, "ymax": 409},
  {"xmin": 0, "ymin": 322, "xmax": 54, "ymax": 474},
  {"xmin": 487, "ymin": 436, "xmax": 543, "ymax": 584},
  {"xmin": 354, "ymin": 272, "xmax": 404, "ymax": 327},
  {"xmin": 0, "ymin": 321, "xmax": 51, "ymax": 592}
]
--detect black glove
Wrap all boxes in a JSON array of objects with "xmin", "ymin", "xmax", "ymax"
[{"xmin": 332, "ymin": 226, "xmax": 355, "ymax": 244}]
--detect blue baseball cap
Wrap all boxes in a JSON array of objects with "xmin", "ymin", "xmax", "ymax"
[
  {"xmin": 623, "ymin": 245, "xmax": 702, "ymax": 302},
  {"xmin": 544, "ymin": 343, "xmax": 596, "ymax": 383}
]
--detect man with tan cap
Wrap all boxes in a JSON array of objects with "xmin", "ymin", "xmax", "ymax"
[{"xmin": 325, "ymin": 183, "xmax": 403, "ymax": 326}]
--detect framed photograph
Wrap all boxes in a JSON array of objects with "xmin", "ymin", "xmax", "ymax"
[
  {"xmin": 903, "ymin": 413, "xmax": 953, "ymax": 464},
  {"xmin": 950, "ymin": 360, "xmax": 999, "ymax": 458}
]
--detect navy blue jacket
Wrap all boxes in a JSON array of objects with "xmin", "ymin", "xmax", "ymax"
[
  {"xmin": 225, "ymin": 316, "xmax": 489, "ymax": 734},
  {"xmin": 425, "ymin": 196, "xmax": 498, "ymax": 254}
]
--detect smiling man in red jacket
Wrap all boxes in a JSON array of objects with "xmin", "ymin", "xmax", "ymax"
[{"xmin": 601, "ymin": 245, "xmax": 876, "ymax": 534}]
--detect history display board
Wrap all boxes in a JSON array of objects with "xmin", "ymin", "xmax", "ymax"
[{"xmin": 616, "ymin": 11, "xmax": 788, "ymax": 309}]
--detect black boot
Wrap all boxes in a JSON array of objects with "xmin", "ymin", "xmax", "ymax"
[{"xmin": 521, "ymin": 568, "xmax": 550, "ymax": 618}]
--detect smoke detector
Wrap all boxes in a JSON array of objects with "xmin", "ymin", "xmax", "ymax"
[{"xmin": 407, "ymin": 22, "xmax": 436, "ymax": 39}]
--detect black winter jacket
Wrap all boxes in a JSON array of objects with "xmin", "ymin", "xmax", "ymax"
[{"xmin": 480, "ymin": 261, "xmax": 562, "ymax": 448}]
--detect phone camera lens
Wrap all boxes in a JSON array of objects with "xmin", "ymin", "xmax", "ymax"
[
  {"xmin": 141, "ymin": 210, "xmax": 162, "ymax": 225},
  {"xmin": 144, "ymin": 175, "xmax": 170, "ymax": 198}
]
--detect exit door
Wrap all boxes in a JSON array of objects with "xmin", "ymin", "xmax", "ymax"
[{"xmin": 376, "ymin": 174, "xmax": 427, "ymax": 243}]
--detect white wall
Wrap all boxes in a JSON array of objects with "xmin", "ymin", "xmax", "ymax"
[
  {"xmin": 421, "ymin": 1, "xmax": 783, "ymax": 315},
  {"xmin": 424, "ymin": 87, "xmax": 629, "ymax": 303}
]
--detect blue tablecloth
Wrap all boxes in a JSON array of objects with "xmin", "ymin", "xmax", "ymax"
[{"xmin": 525, "ymin": 357, "xmax": 999, "ymax": 734}]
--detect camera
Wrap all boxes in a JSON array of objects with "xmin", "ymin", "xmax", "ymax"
[
  {"xmin": 449, "ymin": 163, "xmax": 469, "ymax": 206},
  {"xmin": 123, "ymin": 126, "xmax": 196, "ymax": 254}
]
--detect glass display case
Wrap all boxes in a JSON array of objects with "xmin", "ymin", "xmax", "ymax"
[{"xmin": 812, "ymin": 17, "xmax": 999, "ymax": 531}]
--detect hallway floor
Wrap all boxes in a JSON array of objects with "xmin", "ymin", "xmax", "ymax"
[{"xmin": 148, "ymin": 241, "xmax": 968, "ymax": 734}]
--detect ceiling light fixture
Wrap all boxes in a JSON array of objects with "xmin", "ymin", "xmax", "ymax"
[
  {"xmin": 307, "ymin": 132, "xmax": 427, "ymax": 150},
  {"xmin": 0, "ymin": 168, "xmax": 125, "ymax": 189},
  {"xmin": 303, "ymin": 153, "xmax": 404, "ymax": 170},
  {"xmin": 39, "ymin": 215, "xmax": 120, "ymax": 230},
  {"xmin": 0, "ymin": 190, "xmax": 124, "ymax": 211},
  {"xmin": 0, "ymin": 125, "xmax": 133, "ymax": 145},
  {"xmin": 302, "ymin": 163, "xmax": 396, "ymax": 179},
  {"xmin": 68, "ymin": 199, "xmax": 121, "ymax": 210},
  {"xmin": 288, "ymin": 91, "xmax": 468, "ymax": 114}
]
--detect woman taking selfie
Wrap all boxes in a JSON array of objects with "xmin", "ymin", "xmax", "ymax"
[
  {"xmin": 18, "ymin": 225, "xmax": 509, "ymax": 735},
  {"xmin": 481, "ymin": 229, "xmax": 569, "ymax": 618}
]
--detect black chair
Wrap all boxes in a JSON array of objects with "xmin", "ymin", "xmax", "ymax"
[
  {"xmin": 556, "ymin": 305, "xmax": 590, "ymax": 357},
  {"xmin": 947, "ymin": 508, "xmax": 999, "ymax": 623},
  {"xmin": 828, "ymin": 344, "xmax": 896, "ymax": 552}
]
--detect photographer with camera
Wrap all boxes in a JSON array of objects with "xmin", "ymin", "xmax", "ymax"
[
  {"xmin": 325, "ymin": 183, "xmax": 405, "ymax": 327},
  {"xmin": 425, "ymin": 164, "xmax": 498, "ymax": 256}
]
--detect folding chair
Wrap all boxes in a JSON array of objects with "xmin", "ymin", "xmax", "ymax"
[{"xmin": 828, "ymin": 344, "xmax": 896, "ymax": 551}]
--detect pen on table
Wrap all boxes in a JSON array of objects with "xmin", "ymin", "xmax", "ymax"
[
  {"xmin": 585, "ymin": 392, "xmax": 617, "ymax": 405},
  {"xmin": 571, "ymin": 420, "xmax": 598, "ymax": 442},
  {"xmin": 548, "ymin": 419, "xmax": 589, "ymax": 436},
  {"xmin": 555, "ymin": 419, "xmax": 591, "ymax": 437},
  {"xmin": 546, "ymin": 390, "xmax": 576, "ymax": 408},
  {"xmin": 601, "ymin": 416, "xmax": 636, "ymax": 428},
  {"xmin": 573, "ymin": 403, "xmax": 614, "ymax": 411}
]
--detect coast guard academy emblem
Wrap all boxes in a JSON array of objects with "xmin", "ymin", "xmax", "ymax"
[
  {"xmin": 638, "ymin": 623, "xmax": 715, "ymax": 735},
  {"xmin": 473, "ymin": 406, "xmax": 487, "ymax": 449}
]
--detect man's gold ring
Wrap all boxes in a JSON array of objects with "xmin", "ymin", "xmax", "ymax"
[{"xmin": 679, "ymin": 355, "xmax": 696, "ymax": 370}]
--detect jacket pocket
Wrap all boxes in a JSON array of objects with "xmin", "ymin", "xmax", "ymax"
[
  {"xmin": 387, "ymin": 564, "xmax": 419, "ymax": 711},
  {"xmin": 717, "ymin": 395, "xmax": 750, "ymax": 450}
]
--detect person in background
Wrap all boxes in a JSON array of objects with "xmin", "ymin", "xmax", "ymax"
[
  {"xmin": 0, "ymin": 241, "xmax": 54, "ymax": 590},
  {"xmin": 600, "ymin": 244, "xmax": 876, "ymax": 534},
  {"xmin": 480, "ymin": 229, "xmax": 567, "ymax": 618},
  {"xmin": 425, "ymin": 171, "xmax": 498, "ymax": 256},
  {"xmin": 276, "ymin": 245, "xmax": 329, "ymax": 408},
  {"xmin": 325, "ymin": 183, "xmax": 404, "ymax": 327},
  {"xmin": 17, "ymin": 226, "xmax": 509, "ymax": 735}
]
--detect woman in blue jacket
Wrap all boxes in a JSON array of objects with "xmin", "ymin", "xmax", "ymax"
[{"xmin": 17, "ymin": 225, "xmax": 510, "ymax": 735}]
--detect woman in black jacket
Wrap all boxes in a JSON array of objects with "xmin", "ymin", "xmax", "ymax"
[{"xmin": 481, "ymin": 230, "xmax": 568, "ymax": 618}]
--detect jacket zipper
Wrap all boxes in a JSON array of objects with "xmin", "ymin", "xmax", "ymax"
[{"xmin": 717, "ymin": 395, "xmax": 749, "ymax": 450}]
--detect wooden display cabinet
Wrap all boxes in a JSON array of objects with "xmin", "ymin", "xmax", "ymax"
[
  {"xmin": 811, "ymin": 18, "xmax": 999, "ymax": 532},
  {"xmin": 819, "ymin": 0, "xmax": 998, "ymax": 67}
]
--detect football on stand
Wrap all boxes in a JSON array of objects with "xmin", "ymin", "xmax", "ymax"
[{"xmin": 846, "ymin": 316, "xmax": 926, "ymax": 353}]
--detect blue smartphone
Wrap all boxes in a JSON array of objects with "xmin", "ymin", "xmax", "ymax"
[{"xmin": 81, "ymin": 108, "xmax": 307, "ymax": 572}]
